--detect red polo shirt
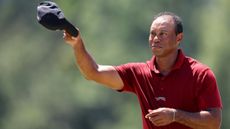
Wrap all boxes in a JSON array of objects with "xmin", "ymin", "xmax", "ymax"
[{"xmin": 114, "ymin": 49, "xmax": 222, "ymax": 129}]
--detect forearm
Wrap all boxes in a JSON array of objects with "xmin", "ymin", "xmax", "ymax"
[
  {"xmin": 71, "ymin": 35, "xmax": 99, "ymax": 79},
  {"xmin": 64, "ymin": 31, "xmax": 124, "ymax": 90},
  {"xmin": 175, "ymin": 109, "xmax": 221, "ymax": 129}
]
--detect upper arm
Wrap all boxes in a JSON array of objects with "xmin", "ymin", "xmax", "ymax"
[
  {"xmin": 197, "ymin": 69, "xmax": 222, "ymax": 110},
  {"xmin": 89, "ymin": 65, "xmax": 124, "ymax": 90}
]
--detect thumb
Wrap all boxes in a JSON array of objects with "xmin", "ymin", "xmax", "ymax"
[{"xmin": 145, "ymin": 109, "xmax": 153, "ymax": 118}]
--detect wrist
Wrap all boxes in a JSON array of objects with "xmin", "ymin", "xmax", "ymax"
[{"xmin": 172, "ymin": 109, "xmax": 177, "ymax": 122}]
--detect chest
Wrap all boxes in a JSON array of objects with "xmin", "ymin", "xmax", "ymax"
[{"xmin": 133, "ymin": 69, "xmax": 199, "ymax": 111}]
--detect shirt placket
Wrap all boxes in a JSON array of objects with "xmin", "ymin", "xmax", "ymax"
[{"xmin": 153, "ymin": 74, "xmax": 167, "ymax": 107}]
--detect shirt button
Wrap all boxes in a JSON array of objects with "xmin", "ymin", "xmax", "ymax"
[{"xmin": 160, "ymin": 88, "xmax": 164, "ymax": 90}]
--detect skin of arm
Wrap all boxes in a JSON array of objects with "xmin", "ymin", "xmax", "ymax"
[
  {"xmin": 145, "ymin": 107, "xmax": 222, "ymax": 129},
  {"xmin": 63, "ymin": 31, "xmax": 124, "ymax": 90}
]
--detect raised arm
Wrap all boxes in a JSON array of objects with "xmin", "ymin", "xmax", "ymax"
[{"xmin": 63, "ymin": 30, "xmax": 124, "ymax": 90}]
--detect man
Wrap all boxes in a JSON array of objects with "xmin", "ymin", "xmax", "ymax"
[{"xmin": 63, "ymin": 12, "xmax": 222, "ymax": 129}]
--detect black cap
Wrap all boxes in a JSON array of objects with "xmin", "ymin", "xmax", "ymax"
[{"xmin": 37, "ymin": 1, "xmax": 78, "ymax": 37}]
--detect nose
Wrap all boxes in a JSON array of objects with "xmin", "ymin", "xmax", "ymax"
[
  {"xmin": 149, "ymin": 35, "xmax": 160, "ymax": 44},
  {"xmin": 153, "ymin": 35, "xmax": 160, "ymax": 42}
]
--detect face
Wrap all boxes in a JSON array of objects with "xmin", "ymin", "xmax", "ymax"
[{"xmin": 149, "ymin": 15, "xmax": 183, "ymax": 57}]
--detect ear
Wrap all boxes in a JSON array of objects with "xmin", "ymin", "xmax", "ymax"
[{"xmin": 176, "ymin": 33, "xmax": 183, "ymax": 45}]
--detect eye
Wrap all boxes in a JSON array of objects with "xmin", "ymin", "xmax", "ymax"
[
  {"xmin": 160, "ymin": 32, "xmax": 167, "ymax": 37},
  {"xmin": 150, "ymin": 31, "xmax": 156, "ymax": 36}
]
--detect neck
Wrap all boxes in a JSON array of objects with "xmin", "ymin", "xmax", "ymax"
[{"xmin": 155, "ymin": 49, "xmax": 179, "ymax": 76}]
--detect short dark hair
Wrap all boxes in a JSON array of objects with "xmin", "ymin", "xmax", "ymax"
[{"xmin": 153, "ymin": 12, "xmax": 183, "ymax": 35}]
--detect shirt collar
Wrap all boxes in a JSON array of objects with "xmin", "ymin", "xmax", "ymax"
[{"xmin": 147, "ymin": 49, "xmax": 185, "ymax": 73}]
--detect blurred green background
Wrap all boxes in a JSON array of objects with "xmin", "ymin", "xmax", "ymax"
[{"xmin": 0, "ymin": 0, "xmax": 229, "ymax": 129}]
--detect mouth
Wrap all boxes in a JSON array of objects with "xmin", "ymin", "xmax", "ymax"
[{"xmin": 151, "ymin": 44, "xmax": 162, "ymax": 49}]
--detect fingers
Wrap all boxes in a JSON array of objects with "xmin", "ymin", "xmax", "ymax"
[
  {"xmin": 63, "ymin": 31, "xmax": 76, "ymax": 44},
  {"xmin": 145, "ymin": 109, "xmax": 161, "ymax": 125},
  {"xmin": 145, "ymin": 108, "xmax": 175, "ymax": 126},
  {"xmin": 149, "ymin": 116, "xmax": 166, "ymax": 126},
  {"xmin": 63, "ymin": 30, "xmax": 82, "ymax": 48},
  {"xmin": 63, "ymin": 31, "xmax": 71, "ymax": 40},
  {"xmin": 145, "ymin": 109, "xmax": 157, "ymax": 118},
  {"xmin": 64, "ymin": 30, "xmax": 80, "ymax": 40},
  {"xmin": 63, "ymin": 31, "xmax": 74, "ymax": 46}
]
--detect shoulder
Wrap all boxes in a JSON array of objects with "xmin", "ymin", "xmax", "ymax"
[
  {"xmin": 114, "ymin": 62, "xmax": 151, "ymax": 74},
  {"xmin": 186, "ymin": 56, "xmax": 210, "ymax": 72},
  {"xmin": 185, "ymin": 56, "xmax": 216, "ymax": 81}
]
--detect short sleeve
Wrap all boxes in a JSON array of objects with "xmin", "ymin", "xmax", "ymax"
[
  {"xmin": 113, "ymin": 63, "xmax": 137, "ymax": 93},
  {"xmin": 197, "ymin": 69, "xmax": 222, "ymax": 110}
]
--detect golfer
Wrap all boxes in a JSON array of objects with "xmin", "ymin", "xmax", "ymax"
[{"xmin": 63, "ymin": 12, "xmax": 222, "ymax": 129}]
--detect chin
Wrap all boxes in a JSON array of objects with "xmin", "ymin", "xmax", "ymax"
[
  {"xmin": 152, "ymin": 51, "xmax": 163, "ymax": 57},
  {"xmin": 152, "ymin": 49, "xmax": 163, "ymax": 56}
]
